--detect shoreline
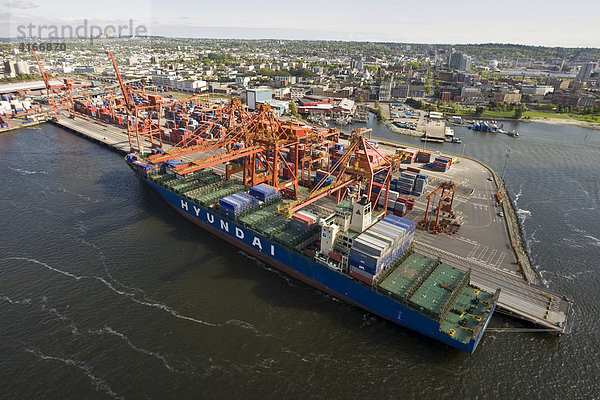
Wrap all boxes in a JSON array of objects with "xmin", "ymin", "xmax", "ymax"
[
  {"xmin": 447, "ymin": 114, "xmax": 600, "ymax": 131},
  {"xmin": 522, "ymin": 117, "xmax": 600, "ymax": 130},
  {"xmin": 381, "ymin": 120, "xmax": 423, "ymax": 137},
  {"xmin": 378, "ymin": 115, "xmax": 600, "ymax": 142}
]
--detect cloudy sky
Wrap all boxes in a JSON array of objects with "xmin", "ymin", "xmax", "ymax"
[{"xmin": 2, "ymin": 0, "xmax": 599, "ymax": 47}]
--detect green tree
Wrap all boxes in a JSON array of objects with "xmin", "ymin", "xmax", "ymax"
[
  {"xmin": 513, "ymin": 104, "xmax": 526, "ymax": 119},
  {"xmin": 289, "ymin": 101, "xmax": 300, "ymax": 118},
  {"xmin": 406, "ymin": 98, "xmax": 423, "ymax": 109},
  {"xmin": 370, "ymin": 101, "xmax": 385, "ymax": 120},
  {"xmin": 475, "ymin": 106, "xmax": 484, "ymax": 116}
]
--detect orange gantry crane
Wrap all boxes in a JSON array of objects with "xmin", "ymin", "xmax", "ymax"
[
  {"xmin": 282, "ymin": 128, "xmax": 394, "ymax": 216},
  {"xmin": 168, "ymin": 104, "xmax": 307, "ymax": 199},
  {"xmin": 32, "ymin": 50, "xmax": 89, "ymax": 121},
  {"xmin": 419, "ymin": 181, "xmax": 457, "ymax": 233},
  {"xmin": 106, "ymin": 51, "xmax": 163, "ymax": 153},
  {"xmin": 107, "ymin": 70, "xmax": 393, "ymax": 214},
  {"xmin": 141, "ymin": 103, "xmax": 396, "ymax": 212}
]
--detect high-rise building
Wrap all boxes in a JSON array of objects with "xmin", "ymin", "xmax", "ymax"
[
  {"xmin": 15, "ymin": 61, "xmax": 29, "ymax": 75},
  {"xmin": 4, "ymin": 60, "xmax": 17, "ymax": 77},
  {"xmin": 448, "ymin": 51, "xmax": 472, "ymax": 72},
  {"xmin": 4, "ymin": 60, "xmax": 29, "ymax": 76},
  {"xmin": 246, "ymin": 88, "xmax": 273, "ymax": 110},
  {"xmin": 378, "ymin": 77, "xmax": 393, "ymax": 101},
  {"xmin": 576, "ymin": 62, "xmax": 595, "ymax": 82}
]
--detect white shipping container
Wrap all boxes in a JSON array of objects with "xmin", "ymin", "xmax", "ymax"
[
  {"xmin": 369, "ymin": 224, "xmax": 401, "ymax": 245},
  {"xmin": 296, "ymin": 210, "xmax": 318, "ymax": 224},
  {"xmin": 376, "ymin": 221, "xmax": 406, "ymax": 244},
  {"xmin": 355, "ymin": 235, "xmax": 388, "ymax": 253},
  {"xmin": 364, "ymin": 230, "xmax": 394, "ymax": 248},
  {"xmin": 387, "ymin": 198, "xmax": 396, "ymax": 209},
  {"xmin": 354, "ymin": 236, "xmax": 388, "ymax": 255},
  {"xmin": 388, "ymin": 190, "xmax": 399, "ymax": 202}
]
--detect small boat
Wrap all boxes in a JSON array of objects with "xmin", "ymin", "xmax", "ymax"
[
  {"xmin": 508, "ymin": 130, "xmax": 519, "ymax": 137},
  {"xmin": 452, "ymin": 137, "xmax": 462, "ymax": 143}
]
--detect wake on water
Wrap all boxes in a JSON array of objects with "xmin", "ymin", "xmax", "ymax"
[
  {"xmin": 1, "ymin": 294, "xmax": 184, "ymax": 374},
  {"xmin": 8, "ymin": 166, "xmax": 49, "ymax": 175},
  {"xmin": 25, "ymin": 346, "xmax": 123, "ymax": 399},
  {"xmin": 0, "ymin": 256, "xmax": 274, "ymax": 339}
]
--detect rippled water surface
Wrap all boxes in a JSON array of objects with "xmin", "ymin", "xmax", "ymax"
[{"xmin": 0, "ymin": 122, "xmax": 598, "ymax": 399}]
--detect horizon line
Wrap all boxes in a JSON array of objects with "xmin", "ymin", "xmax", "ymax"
[{"xmin": 1, "ymin": 36, "xmax": 599, "ymax": 50}]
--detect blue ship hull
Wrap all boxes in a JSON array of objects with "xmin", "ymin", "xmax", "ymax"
[{"xmin": 138, "ymin": 173, "xmax": 495, "ymax": 354}]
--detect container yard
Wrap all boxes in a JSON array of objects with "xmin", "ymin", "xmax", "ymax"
[{"xmin": 18, "ymin": 50, "xmax": 571, "ymax": 354}]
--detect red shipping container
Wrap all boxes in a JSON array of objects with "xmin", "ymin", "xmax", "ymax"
[{"xmin": 350, "ymin": 270, "xmax": 375, "ymax": 285}]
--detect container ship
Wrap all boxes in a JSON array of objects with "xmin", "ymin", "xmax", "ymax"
[{"xmin": 125, "ymin": 133, "xmax": 499, "ymax": 353}]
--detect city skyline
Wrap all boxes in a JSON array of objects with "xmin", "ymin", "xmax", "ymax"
[{"xmin": 2, "ymin": 0, "xmax": 600, "ymax": 48}]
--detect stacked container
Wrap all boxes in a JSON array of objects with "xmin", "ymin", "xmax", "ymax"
[
  {"xmin": 429, "ymin": 156, "xmax": 451, "ymax": 172},
  {"xmin": 401, "ymin": 149, "xmax": 418, "ymax": 164},
  {"xmin": 393, "ymin": 201, "xmax": 407, "ymax": 217},
  {"xmin": 219, "ymin": 192, "xmax": 258, "ymax": 219},
  {"xmin": 396, "ymin": 196, "xmax": 415, "ymax": 211},
  {"xmin": 249, "ymin": 184, "xmax": 280, "ymax": 202},
  {"xmin": 282, "ymin": 162, "xmax": 296, "ymax": 180},
  {"xmin": 395, "ymin": 170, "xmax": 417, "ymax": 194},
  {"xmin": 291, "ymin": 210, "xmax": 319, "ymax": 231},
  {"xmin": 413, "ymin": 173, "xmax": 429, "ymax": 196},
  {"xmin": 348, "ymin": 216, "xmax": 416, "ymax": 284},
  {"xmin": 0, "ymin": 100, "xmax": 11, "ymax": 117},
  {"xmin": 377, "ymin": 188, "xmax": 400, "ymax": 210}
]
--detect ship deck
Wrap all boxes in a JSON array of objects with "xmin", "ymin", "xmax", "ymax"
[{"xmin": 378, "ymin": 253, "xmax": 497, "ymax": 344}]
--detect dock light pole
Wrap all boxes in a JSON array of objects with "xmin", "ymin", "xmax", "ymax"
[{"xmin": 500, "ymin": 149, "xmax": 510, "ymax": 189}]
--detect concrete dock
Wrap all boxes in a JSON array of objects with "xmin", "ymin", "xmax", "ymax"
[
  {"xmin": 52, "ymin": 115, "xmax": 571, "ymax": 333},
  {"xmin": 51, "ymin": 116, "xmax": 132, "ymax": 153}
]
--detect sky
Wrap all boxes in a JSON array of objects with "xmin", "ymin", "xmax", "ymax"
[{"xmin": 1, "ymin": 0, "xmax": 600, "ymax": 47}]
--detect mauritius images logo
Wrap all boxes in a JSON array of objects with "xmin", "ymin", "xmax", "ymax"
[{"xmin": 16, "ymin": 19, "xmax": 148, "ymax": 40}]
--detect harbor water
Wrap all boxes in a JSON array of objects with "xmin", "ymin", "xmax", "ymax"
[{"xmin": 0, "ymin": 120, "xmax": 599, "ymax": 399}]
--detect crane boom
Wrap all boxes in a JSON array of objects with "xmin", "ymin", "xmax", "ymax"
[{"xmin": 106, "ymin": 51, "xmax": 132, "ymax": 110}]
